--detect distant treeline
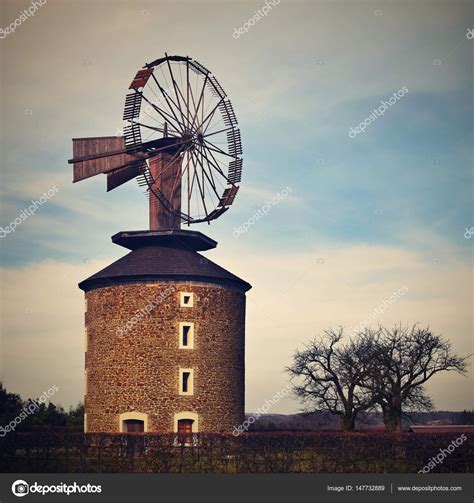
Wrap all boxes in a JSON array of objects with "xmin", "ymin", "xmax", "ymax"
[
  {"xmin": 0, "ymin": 383, "xmax": 83, "ymax": 431},
  {"xmin": 246, "ymin": 410, "xmax": 474, "ymax": 431}
]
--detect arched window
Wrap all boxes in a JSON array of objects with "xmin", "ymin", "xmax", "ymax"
[
  {"xmin": 174, "ymin": 412, "xmax": 199, "ymax": 445},
  {"xmin": 119, "ymin": 412, "xmax": 148, "ymax": 433}
]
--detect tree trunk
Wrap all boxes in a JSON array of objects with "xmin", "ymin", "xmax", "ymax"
[
  {"xmin": 383, "ymin": 397, "xmax": 403, "ymax": 432},
  {"xmin": 340, "ymin": 413, "xmax": 356, "ymax": 432}
]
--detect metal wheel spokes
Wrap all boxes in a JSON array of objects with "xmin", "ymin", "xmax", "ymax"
[{"xmin": 123, "ymin": 54, "xmax": 243, "ymax": 224}]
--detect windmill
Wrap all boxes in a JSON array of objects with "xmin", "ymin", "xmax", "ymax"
[
  {"xmin": 68, "ymin": 54, "xmax": 242, "ymax": 230},
  {"xmin": 72, "ymin": 55, "xmax": 251, "ymax": 435}
]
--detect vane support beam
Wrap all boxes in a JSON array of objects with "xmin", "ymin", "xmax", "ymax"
[{"xmin": 149, "ymin": 152, "xmax": 182, "ymax": 231}]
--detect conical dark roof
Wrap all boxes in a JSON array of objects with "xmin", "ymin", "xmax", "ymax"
[{"xmin": 79, "ymin": 230, "xmax": 251, "ymax": 293}]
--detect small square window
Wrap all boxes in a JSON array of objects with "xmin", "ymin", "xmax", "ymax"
[
  {"xmin": 180, "ymin": 292, "xmax": 194, "ymax": 307},
  {"xmin": 179, "ymin": 368, "xmax": 194, "ymax": 395},
  {"xmin": 179, "ymin": 322, "xmax": 194, "ymax": 349}
]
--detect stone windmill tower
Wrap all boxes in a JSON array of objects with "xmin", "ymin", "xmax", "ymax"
[{"xmin": 69, "ymin": 55, "xmax": 250, "ymax": 435}]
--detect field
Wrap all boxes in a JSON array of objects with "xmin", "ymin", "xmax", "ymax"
[{"xmin": 0, "ymin": 431, "xmax": 472, "ymax": 473}]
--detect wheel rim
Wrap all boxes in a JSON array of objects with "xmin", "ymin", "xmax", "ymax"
[{"xmin": 122, "ymin": 55, "xmax": 243, "ymax": 224}]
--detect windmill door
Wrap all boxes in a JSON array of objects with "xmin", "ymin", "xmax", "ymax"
[
  {"xmin": 123, "ymin": 419, "xmax": 144, "ymax": 433},
  {"xmin": 177, "ymin": 419, "xmax": 194, "ymax": 443}
]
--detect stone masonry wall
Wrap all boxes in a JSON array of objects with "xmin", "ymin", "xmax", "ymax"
[{"xmin": 84, "ymin": 281, "xmax": 246, "ymax": 433}]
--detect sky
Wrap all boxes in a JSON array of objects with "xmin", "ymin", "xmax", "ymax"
[{"xmin": 0, "ymin": 0, "xmax": 472, "ymax": 414}]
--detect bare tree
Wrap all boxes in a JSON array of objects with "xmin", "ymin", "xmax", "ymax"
[
  {"xmin": 287, "ymin": 328, "xmax": 376, "ymax": 431},
  {"xmin": 364, "ymin": 325, "xmax": 470, "ymax": 431}
]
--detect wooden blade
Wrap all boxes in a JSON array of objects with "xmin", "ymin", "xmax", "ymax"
[
  {"xmin": 218, "ymin": 185, "xmax": 239, "ymax": 207},
  {"xmin": 129, "ymin": 68, "xmax": 153, "ymax": 90},
  {"xmin": 71, "ymin": 136, "xmax": 136, "ymax": 183}
]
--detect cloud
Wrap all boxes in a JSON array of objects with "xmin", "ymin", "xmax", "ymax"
[
  {"xmin": 214, "ymin": 240, "xmax": 473, "ymax": 413},
  {"xmin": 0, "ymin": 259, "xmax": 108, "ymax": 408}
]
